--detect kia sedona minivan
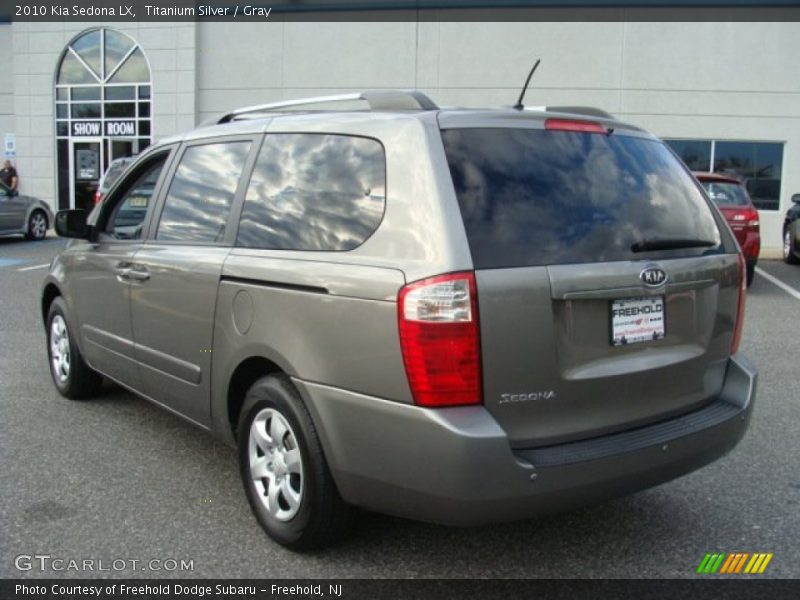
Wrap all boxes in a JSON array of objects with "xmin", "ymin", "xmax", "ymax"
[{"xmin": 43, "ymin": 91, "xmax": 757, "ymax": 550}]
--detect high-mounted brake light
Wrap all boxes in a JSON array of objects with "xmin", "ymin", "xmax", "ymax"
[
  {"xmin": 731, "ymin": 253, "xmax": 747, "ymax": 354},
  {"xmin": 397, "ymin": 272, "xmax": 482, "ymax": 408},
  {"xmin": 545, "ymin": 118, "xmax": 607, "ymax": 134}
]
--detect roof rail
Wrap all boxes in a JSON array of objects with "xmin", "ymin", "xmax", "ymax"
[{"xmin": 217, "ymin": 90, "xmax": 439, "ymax": 124}]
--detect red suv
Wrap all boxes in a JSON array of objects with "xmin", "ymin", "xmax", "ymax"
[{"xmin": 695, "ymin": 172, "xmax": 760, "ymax": 286}]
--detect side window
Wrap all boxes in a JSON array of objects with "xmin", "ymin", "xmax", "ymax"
[
  {"xmin": 156, "ymin": 141, "xmax": 251, "ymax": 243},
  {"xmin": 104, "ymin": 156, "xmax": 167, "ymax": 240},
  {"xmin": 236, "ymin": 134, "xmax": 386, "ymax": 251}
]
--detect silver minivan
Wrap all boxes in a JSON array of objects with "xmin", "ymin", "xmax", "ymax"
[{"xmin": 42, "ymin": 91, "xmax": 757, "ymax": 550}]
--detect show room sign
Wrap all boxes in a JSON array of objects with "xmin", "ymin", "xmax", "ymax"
[{"xmin": 71, "ymin": 121, "xmax": 136, "ymax": 137}]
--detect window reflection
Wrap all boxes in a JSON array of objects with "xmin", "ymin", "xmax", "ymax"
[
  {"xmin": 104, "ymin": 29, "xmax": 134, "ymax": 77},
  {"xmin": 237, "ymin": 134, "xmax": 386, "ymax": 251},
  {"xmin": 110, "ymin": 48, "xmax": 149, "ymax": 84},
  {"xmin": 105, "ymin": 103, "xmax": 136, "ymax": 118},
  {"xmin": 71, "ymin": 30, "xmax": 102, "ymax": 78},
  {"xmin": 664, "ymin": 140, "xmax": 712, "ymax": 172},
  {"xmin": 71, "ymin": 103, "xmax": 101, "ymax": 119},
  {"xmin": 105, "ymin": 86, "xmax": 136, "ymax": 101},
  {"xmin": 666, "ymin": 138, "xmax": 783, "ymax": 211},
  {"xmin": 157, "ymin": 142, "xmax": 250, "ymax": 243},
  {"xmin": 73, "ymin": 88, "xmax": 101, "ymax": 101},
  {"xmin": 701, "ymin": 182, "xmax": 750, "ymax": 208},
  {"xmin": 715, "ymin": 141, "xmax": 782, "ymax": 211},
  {"xmin": 58, "ymin": 52, "xmax": 96, "ymax": 85},
  {"xmin": 443, "ymin": 129, "xmax": 721, "ymax": 269},
  {"xmin": 108, "ymin": 159, "xmax": 166, "ymax": 240}
]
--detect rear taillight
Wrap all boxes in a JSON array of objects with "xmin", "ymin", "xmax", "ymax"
[
  {"xmin": 397, "ymin": 272, "xmax": 482, "ymax": 408},
  {"xmin": 94, "ymin": 191, "xmax": 103, "ymax": 205},
  {"xmin": 746, "ymin": 209, "xmax": 760, "ymax": 230},
  {"xmin": 731, "ymin": 209, "xmax": 760, "ymax": 230},
  {"xmin": 545, "ymin": 118, "xmax": 607, "ymax": 134},
  {"xmin": 731, "ymin": 253, "xmax": 747, "ymax": 354}
]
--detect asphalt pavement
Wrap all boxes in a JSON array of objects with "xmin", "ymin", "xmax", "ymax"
[{"xmin": 1, "ymin": 235, "xmax": 798, "ymax": 579}]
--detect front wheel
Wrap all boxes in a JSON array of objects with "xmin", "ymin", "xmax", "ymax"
[
  {"xmin": 46, "ymin": 297, "xmax": 102, "ymax": 399},
  {"xmin": 25, "ymin": 210, "xmax": 48, "ymax": 241},
  {"xmin": 238, "ymin": 374, "xmax": 351, "ymax": 551},
  {"xmin": 784, "ymin": 227, "xmax": 800, "ymax": 265}
]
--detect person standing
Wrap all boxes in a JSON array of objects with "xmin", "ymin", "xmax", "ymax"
[{"xmin": 0, "ymin": 160, "xmax": 18, "ymax": 195}]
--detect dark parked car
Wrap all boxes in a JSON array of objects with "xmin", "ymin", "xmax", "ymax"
[
  {"xmin": 0, "ymin": 182, "xmax": 53, "ymax": 241},
  {"xmin": 783, "ymin": 193, "xmax": 800, "ymax": 264},
  {"xmin": 695, "ymin": 172, "xmax": 760, "ymax": 286},
  {"xmin": 43, "ymin": 91, "xmax": 756, "ymax": 550}
]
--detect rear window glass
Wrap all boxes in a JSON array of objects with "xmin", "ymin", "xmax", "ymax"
[
  {"xmin": 701, "ymin": 181, "xmax": 751, "ymax": 207},
  {"xmin": 441, "ymin": 128, "xmax": 722, "ymax": 269}
]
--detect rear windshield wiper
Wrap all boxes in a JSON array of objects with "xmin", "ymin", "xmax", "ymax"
[{"xmin": 631, "ymin": 238, "xmax": 717, "ymax": 253}]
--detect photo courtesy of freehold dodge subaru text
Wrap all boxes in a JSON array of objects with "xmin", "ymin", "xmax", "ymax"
[{"xmin": 42, "ymin": 90, "xmax": 756, "ymax": 550}]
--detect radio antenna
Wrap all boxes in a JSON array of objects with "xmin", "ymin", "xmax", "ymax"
[{"xmin": 513, "ymin": 59, "xmax": 541, "ymax": 110}]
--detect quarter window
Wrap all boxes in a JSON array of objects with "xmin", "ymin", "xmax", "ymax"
[
  {"xmin": 156, "ymin": 141, "xmax": 251, "ymax": 243},
  {"xmin": 236, "ymin": 134, "xmax": 386, "ymax": 251}
]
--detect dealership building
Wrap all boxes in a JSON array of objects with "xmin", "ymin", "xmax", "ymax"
[{"xmin": 0, "ymin": 20, "xmax": 796, "ymax": 253}]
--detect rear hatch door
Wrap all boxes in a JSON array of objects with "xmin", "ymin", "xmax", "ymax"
[{"xmin": 440, "ymin": 121, "xmax": 740, "ymax": 447}]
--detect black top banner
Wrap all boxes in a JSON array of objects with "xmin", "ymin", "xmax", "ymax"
[{"xmin": 2, "ymin": 0, "xmax": 800, "ymax": 21}]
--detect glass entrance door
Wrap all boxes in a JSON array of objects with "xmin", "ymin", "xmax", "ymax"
[
  {"xmin": 107, "ymin": 139, "xmax": 135, "ymax": 163},
  {"xmin": 71, "ymin": 139, "xmax": 103, "ymax": 212}
]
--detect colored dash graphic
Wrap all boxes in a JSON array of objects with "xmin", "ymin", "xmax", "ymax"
[{"xmin": 698, "ymin": 552, "xmax": 773, "ymax": 575}]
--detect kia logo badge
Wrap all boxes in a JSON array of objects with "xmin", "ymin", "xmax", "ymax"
[{"xmin": 640, "ymin": 266, "xmax": 667, "ymax": 287}]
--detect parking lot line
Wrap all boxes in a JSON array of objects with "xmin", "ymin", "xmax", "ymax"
[
  {"xmin": 755, "ymin": 267, "xmax": 800, "ymax": 301},
  {"xmin": 16, "ymin": 263, "xmax": 50, "ymax": 272}
]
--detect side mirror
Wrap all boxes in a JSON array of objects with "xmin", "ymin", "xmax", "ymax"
[
  {"xmin": 792, "ymin": 194, "xmax": 800, "ymax": 205},
  {"xmin": 55, "ymin": 209, "xmax": 90, "ymax": 239}
]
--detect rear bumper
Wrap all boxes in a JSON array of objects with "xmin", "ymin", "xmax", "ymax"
[
  {"xmin": 740, "ymin": 232, "xmax": 760, "ymax": 263},
  {"xmin": 295, "ymin": 354, "xmax": 756, "ymax": 526}
]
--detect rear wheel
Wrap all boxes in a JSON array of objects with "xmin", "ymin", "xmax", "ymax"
[
  {"xmin": 25, "ymin": 210, "xmax": 48, "ymax": 241},
  {"xmin": 238, "ymin": 374, "xmax": 350, "ymax": 550},
  {"xmin": 46, "ymin": 297, "xmax": 103, "ymax": 399},
  {"xmin": 785, "ymin": 226, "xmax": 800, "ymax": 265}
]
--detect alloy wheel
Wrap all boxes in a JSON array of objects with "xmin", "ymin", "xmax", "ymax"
[
  {"xmin": 248, "ymin": 408, "xmax": 304, "ymax": 521},
  {"xmin": 30, "ymin": 213, "xmax": 47, "ymax": 239},
  {"xmin": 50, "ymin": 315, "xmax": 71, "ymax": 383}
]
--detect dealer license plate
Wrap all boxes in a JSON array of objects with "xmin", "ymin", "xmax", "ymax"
[{"xmin": 610, "ymin": 296, "xmax": 665, "ymax": 346}]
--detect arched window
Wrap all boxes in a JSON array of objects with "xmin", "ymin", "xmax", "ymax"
[{"xmin": 54, "ymin": 28, "xmax": 153, "ymax": 211}]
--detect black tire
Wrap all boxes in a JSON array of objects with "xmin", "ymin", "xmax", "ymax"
[
  {"xmin": 746, "ymin": 263, "xmax": 755, "ymax": 287},
  {"xmin": 46, "ymin": 297, "xmax": 103, "ymax": 399},
  {"xmin": 25, "ymin": 209, "xmax": 48, "ymax": 241},
  {"xmin": 785, "ymin": 226, "xmax": 800, "ymax": 265},
  {"xmin": 237, "ymin": 374, "xmax": 351, "ymax": 551}
]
